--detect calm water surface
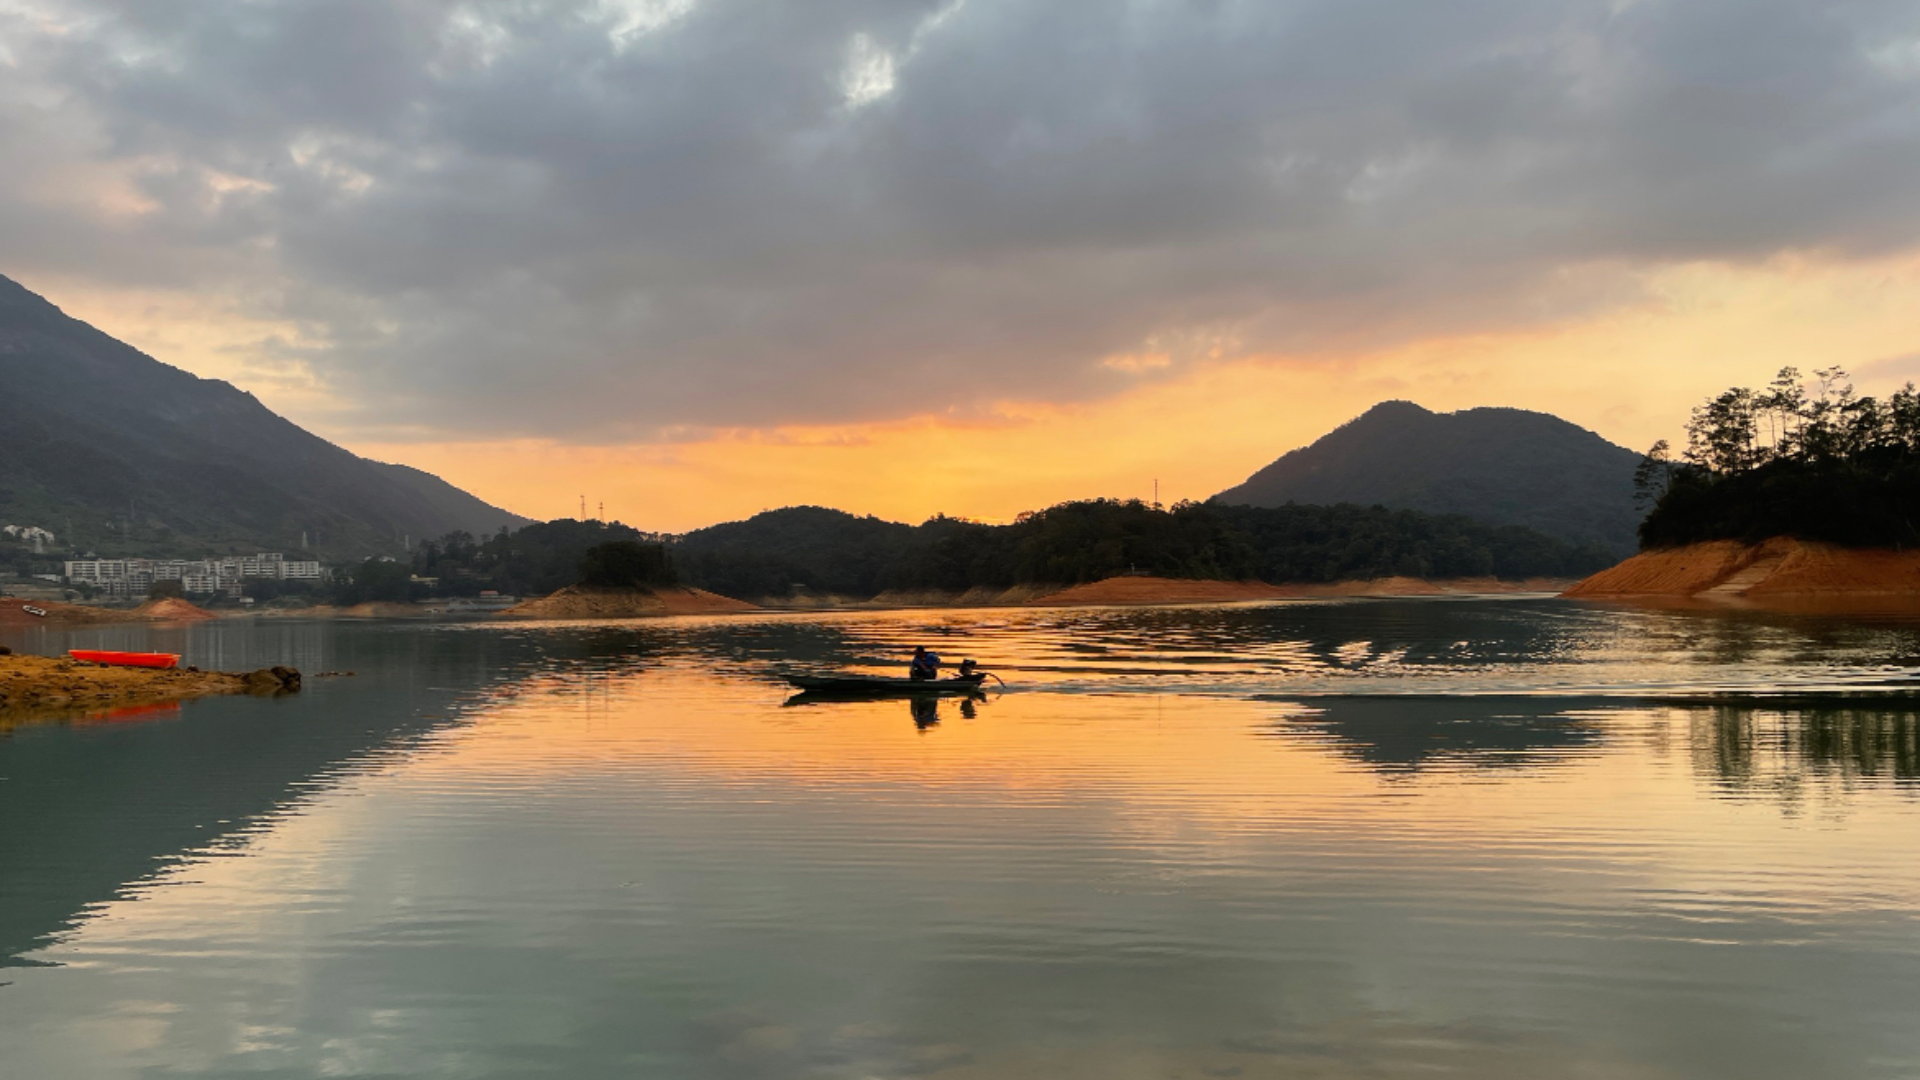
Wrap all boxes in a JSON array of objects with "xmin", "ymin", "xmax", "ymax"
[{"xmin": 3, "ymin": 598, "xmax": 1919, "ymax": 1078}]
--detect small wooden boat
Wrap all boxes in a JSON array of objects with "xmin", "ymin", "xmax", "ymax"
[
  {"xmin": 785, "ymin": 672, "xmax": 988, "ymax": 695},
  {"xmin": 68, "ymin": 649, "xmax": 181, "ymax": 670}
]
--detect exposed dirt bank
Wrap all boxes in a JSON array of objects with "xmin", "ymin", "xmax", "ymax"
[
  {"xmin": 503, "ymin": 585, "xmax": 757, "ymax": 619},
  {"xmin": 0, "ymin": 652, "xmax": 300, "ymax": 729},
  {"xmin": 132, "ymin": 597, "xmax": 219, "ymax": 621},
  {"xmin": 743, "ymin": 576, "xmax": 1568, "ymax": 610},
  {"xmin": 1027, "ymin": 575, "xmax": 1569, "ymax": 606},
  {"xmin": 864, "ymin": 584, "xmax": 1060, "ymax": 608},
  {"xmin": 1563, "ymin": 538, "xmax": 1920, "ymax": 612},
  {"xmin": 1029, "ymin": 578, "xmax": 1304, "ymax": 605},
  {"xmin": 0, "ymin": 596, "xmax": 217, "ymax": 628}
]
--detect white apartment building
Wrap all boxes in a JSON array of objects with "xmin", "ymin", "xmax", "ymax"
[
  {"xmin": 63, "ymin": 559, "xmax": 155, "ymax": 596},
  {"xmin": 64, "ymin": 553, "xmax": 326, "ymax": 597}
]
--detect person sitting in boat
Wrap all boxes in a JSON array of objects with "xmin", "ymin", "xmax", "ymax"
[
  {"xmin": 909, "ymin": 645, "xmax": 941, "ymax": 681},
  {"xmin": 957, "ymin": 659, "xmax": 979, "ymax": 679}
]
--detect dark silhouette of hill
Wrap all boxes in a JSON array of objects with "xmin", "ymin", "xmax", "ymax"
[
  {"xmin": 655, "ymin": 500, "xmax": 1608, "ymax": 602},
  {"xmin": 1212, "ymin": 401, "xmax": 1643, "ymax": 555},
  {"xmin": 674, "ymin": 506, "xmax": 917, "ymax": 598},
  {"xmin": 0, "ymin": 274, "xmax": 526, "ymax": 558}
]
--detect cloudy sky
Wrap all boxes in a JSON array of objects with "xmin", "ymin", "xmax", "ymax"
[{"xmin": 4, "ymin": 0, "xmax": 1919, "ymax": 527}]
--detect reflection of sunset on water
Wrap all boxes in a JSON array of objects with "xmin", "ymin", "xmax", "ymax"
[
  {"xmin": 6, "ymin": 608, "xmax": 1920, "ymax": 1079},
  {"xmin": 403, "ymin": 665, "xmax": 1920, "ymax": 923}
]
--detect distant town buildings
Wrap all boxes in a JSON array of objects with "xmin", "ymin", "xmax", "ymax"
[{"xmin": 63, "ymin": 553, "xmax": 326, "ymax": 597}]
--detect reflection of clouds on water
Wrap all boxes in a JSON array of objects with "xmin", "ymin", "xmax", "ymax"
[
  {"xmin": 683, "ymin": 1004, "xmax": 1679, "ymax": 1080},
  {"xmin": 8, "ymin": 607, "xmax": 1920, "ymax": 1078},
  {"xmin": 692, "ymin": 1009, "xmax": 973, "ymax": 1079}
]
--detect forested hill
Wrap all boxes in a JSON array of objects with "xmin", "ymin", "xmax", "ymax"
[
  {"xmin": 1212, "ymin": 401, "xmax": 1643, "ymax": 556},
  {"xmin": 674, "ymin": 506, "xmax": 917, "ymax": 598},
  {"xmin": 0, "ymin": 274, "xmax": 527, "ymax": 559},
  {"xmin": 392, "ymin": 501, "xmax": 1610, "ymax": 604},
  {"xmin": 670, "ymin": 501, "xmax": 1610, "ymax": 600}
]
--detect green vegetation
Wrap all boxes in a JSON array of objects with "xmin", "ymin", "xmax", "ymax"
[
  {"xmin": 673, "ymin": 507, "xmax": 915, "ymax": 598},
  {"xmin": 409, "ymin": 519, "xmax": 674, "ymax": 597},
  {"xmin": 1208, "ymin": 504, "xmax": 1608, "ymax": 583},
  {"xmin": 337, "ymin": 559, "xmax": 416, "ymax": 605},
  {"xmin": 578, "ymin": 541, "xmax": 677, "ymax": 589},
  {"xmin": 886, "ymin": 501, "xmax": 1253, "ymax": 589},
  {"xmin": 400, "ymin": 499, "xmax": 1606, "ymax": 605},
  {"xmin": 1636, "ymin": 368, "xmax": 1920, "ymax": 548},
  {"xmin": 659, "ymin": 501, "xmax": 1610, "ymax": 601}
]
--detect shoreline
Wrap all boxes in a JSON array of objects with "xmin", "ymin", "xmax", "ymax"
[
  {"xmin": 1563, "ymin": 538, "xmax": 1920, "ymax": 614},
  {"xmin": 0, "ymin": 653, "xmax": 301, "ymax": 730},
  {"xmin": 754, "ymin": 575, "xmax": 1571, "ymax": 610},
  {"xmin": 0, "ymin": 596, "xmax": 220, "ymax": 629},
  {"xmin": 4, "ymin": 574, "xmax": 1573, "ymax": 630}
]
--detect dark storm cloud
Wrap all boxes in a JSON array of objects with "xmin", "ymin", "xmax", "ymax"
[{"xmin": 3, "ymin": 0, "xmax": 1918, "ymax": 439}]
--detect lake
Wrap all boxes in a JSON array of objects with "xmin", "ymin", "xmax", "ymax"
[{"xmin": 3, "ymin": 598, "xmax": 1919, "ymax": 1078}]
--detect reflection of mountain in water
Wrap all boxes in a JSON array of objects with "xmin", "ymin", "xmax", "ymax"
[
  {"xmin": 0, "ymin": 618, "xmax": 894, "ymax": 967},
  {"xmin": 1263, "ymin": 696, "xmax": 1607, "ymax": 773},
  {"xmin": 0, "ymin": 627, "xmax": 544, "ymax": 967},
  {"xmin": 1692, "ymin": 704, "xmax": 1920, "ymax": 792}
]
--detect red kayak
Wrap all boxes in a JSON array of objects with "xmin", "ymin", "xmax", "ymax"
[{"xmin": 69, "ymin": 649, "xmax": 181, "ymax": 670}]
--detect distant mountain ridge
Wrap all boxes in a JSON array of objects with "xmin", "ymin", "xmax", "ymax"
[
  {"xmin": 1212, "ymin": 401, "xmax": 1643, "ymax": 555},
  {"xmin": 0, "ymin": 273, "xmax": 528, "ymax": 559}
]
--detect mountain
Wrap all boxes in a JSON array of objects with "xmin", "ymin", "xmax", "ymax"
[
  {"xmin": 1212, "ymin": 401, "xmax": 1644, "ymax": 555},
  {"xmin": 674, "ymin": 507, "xmax": 918, "ymax": 598},
  {"xmin": 0, "ymin": 273, "xmax": 528, "ymax": 559}
]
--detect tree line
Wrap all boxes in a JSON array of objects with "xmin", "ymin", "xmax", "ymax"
[
  {"xmin": 326, "ymin": 519, "xmax": 674, "ymax": 604},
  {"xmin": 669, "ymin": 500, "xmax": 1608, "ymax": 600},
  {"xmin": 323, "ymin": 497, "xmax": 1608, "ymax": 606},
  {"xmin": 1636, "ymin": 368, "xmax": 1920, "ymax": 548}
]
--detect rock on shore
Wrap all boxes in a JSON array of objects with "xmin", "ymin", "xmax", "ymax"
[{"xmin": 0, "ymin": 654, "xmax": 300, "ymax": 728}]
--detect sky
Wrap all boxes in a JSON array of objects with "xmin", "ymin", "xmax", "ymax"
[{"xmin": 3, "ymin": 0, "xmax": 1919, "ymax": 530}]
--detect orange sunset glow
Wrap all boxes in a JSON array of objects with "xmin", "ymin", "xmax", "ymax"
[
  {"xmin": 34, "ymin": 252, "xmax": 1920, "ymax": 531},
  {"xmin": 7, "ymin": 0, "xmax": 1918, "ymax": 534}
]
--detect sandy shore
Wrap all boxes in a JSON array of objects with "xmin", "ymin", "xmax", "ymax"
[
  {"xmin": 1563, "ymin": 538, "xmax": 1920, "ymax": 613},
  {"xmin": 1025, "ymin": 575, "xmax": 1569, "ymax": 606},
  {"xmin": 0, "ymin": 652, "xmax": 300, "ymax": 729},
  {"xmin": 756, "ymin": 575, "xmax": 1569, "ymax": 610},
  {"xmin": 0, "ymin": 596, "xmax": 220, "ymax": 628},
  {"xmin": 2, "ymin": 572, "xmax": 1569, "ymax": 630},
  {"xmin": 503, "ymin": 585, "xmax": 757, "ymax": 619}
]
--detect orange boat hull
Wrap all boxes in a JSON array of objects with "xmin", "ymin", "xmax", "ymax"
[{"xmin": 69, "ymin": 649, "xmax": 181, "ymax": 670}]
